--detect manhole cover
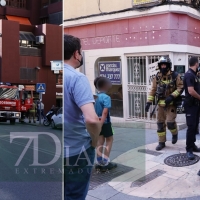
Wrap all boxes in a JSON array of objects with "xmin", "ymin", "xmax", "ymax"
[
  {"xmin": 89, "ymin": 163, "xmax": 134, "ymax": 190},
  {"xmin": 164, "ymin": 153, "xmax": 200, "ymax": 167}
]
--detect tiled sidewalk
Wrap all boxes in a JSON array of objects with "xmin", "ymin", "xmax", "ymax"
[{"xmin": 87, "ymin": 127, "xmax": 200, "ymax": 200}]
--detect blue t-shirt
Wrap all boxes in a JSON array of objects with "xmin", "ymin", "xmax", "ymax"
[
  {"xmin": 94, "ymin": 92, "xmax": 111, "ymax": 124},
  {"xmin": 64, "ymin": 64, "xmax": 94, "ymax": 157}
]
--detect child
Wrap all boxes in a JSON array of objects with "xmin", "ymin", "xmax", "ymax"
[{"xmin": 94, "ymin": 76, "xmax": 117, "ymax": 171}]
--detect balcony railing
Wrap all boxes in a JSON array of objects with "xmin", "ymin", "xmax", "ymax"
[
  {"xmin": 6, "ymin": 0, "xmax": 27, "ymax": 9},
  {"xmin": 20, "ymin": 47, "xmax": 41, "ymax": 57}
]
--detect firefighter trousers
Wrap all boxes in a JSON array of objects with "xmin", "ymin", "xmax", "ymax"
[{"xmin": 157, "ymin": 105, "xmax": 178, "ymax": 143}]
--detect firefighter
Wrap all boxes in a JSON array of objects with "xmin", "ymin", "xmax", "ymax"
[
  {"xmin": 145, "ymin": 57, "xmax": 184, "ymax": 151},
  {"xmin": 29, "ymin": 101, "xmax": 36, "ymax": 123}
]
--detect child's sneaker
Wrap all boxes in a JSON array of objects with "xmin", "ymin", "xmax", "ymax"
[
  {"xmin": 101, "ymin": 162, "xmax": 117, "ymax": 172},
  {"xmin": 95, "ymin": 164, "xmax": 102, "ymax": 171},
  {"xmin": 95, "ymin": 161, "xmax": 104, "ymax": 172}
]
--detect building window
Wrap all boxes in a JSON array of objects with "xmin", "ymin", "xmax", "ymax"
[
  {"xmin": 41, "ymin": 0, "xmax": 62, "ymax": 8},
  {"xmin": 95, "ymin": 57, "xmax": 123, "ymax": 118},
  {"xmin": 19, "ymin": 32, "xmax": 39, "ymax": 48},
  {"xmin": 50, "ymin": 0, "xmax": 62, "ymax": 3},
  {"xmin": 6, "ymin": 0, "xmax": 27, "ymax": 9},
  {"xmin": 49, "ymin": 12, "xmax": 62, "ymax": 25},
  {"xmin": 40, "ymin": 17, "xmax": 49, "ymax": 24},
  {"xmin": 56, "ymin": 71, "xmax": 63, "ymax": 85},
  {"xmin": 20, "ymin": 68, "xmax": 36, "ymax": 80}
]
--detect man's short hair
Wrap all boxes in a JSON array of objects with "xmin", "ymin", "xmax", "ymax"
[
  {"xmin": 64, "ymin": 34, "xmax": 81, "ymax": 60},
  {"xmin": 189, "ymin": 56, "xmax": 199, "ymax": 67}
]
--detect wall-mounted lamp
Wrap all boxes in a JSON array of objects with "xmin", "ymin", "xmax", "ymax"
[
  {"xmin": 35, "ymin": 66, "xmax": 40, "ymax": 70},
  {"xmin": 0, "ymin": 0, "xmax": 6, "ymax": 7}
]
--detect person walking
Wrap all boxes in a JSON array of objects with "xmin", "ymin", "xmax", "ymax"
[
  {"xmin": 64, "ymin": 34, "xmax": 102, "ymax": 200},
  {"xmin": 183, "ymin": 56, "xmax": 200, "ymax": 160},
  {"xmin": 145, "ymin": 56, "xmax": 184, "ymax": 151}
]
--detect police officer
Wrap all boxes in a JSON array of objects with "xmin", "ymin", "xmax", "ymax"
[
  {"xmin": 184, "ymin": 56, "xmax": 200, "ymax": 160},
  {"xmin": 196, "ymin": 70, "xmax": 200, "ymax": 135},
  {"xmin": 145, "ymin": 57, "xmax": 184, "ymax": 151}
]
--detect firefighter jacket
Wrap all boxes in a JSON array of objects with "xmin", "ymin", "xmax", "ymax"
[
  {"xmin": 30, "ymin": 102, "xmax": 36, "ymax": 113},
  {"xmin": 147, "ymin": 70, "xmax": 184, "ymax": 107}
]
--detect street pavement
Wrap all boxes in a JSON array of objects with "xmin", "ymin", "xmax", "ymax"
[
  {"xmin": 0, "ymin": 121, "xmax": 62, "ymax": 200},
  {"xmin": 87, "ymin": 125, "xmax": 200, "ymax": 200}
]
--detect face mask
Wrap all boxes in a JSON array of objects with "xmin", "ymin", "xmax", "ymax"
[
  {"xmin": 76, "ymin": 54, "xmax": 83, "ymax": 68},
  {"xmin": 160, "ymin": 67, "xmax": 169, "ymax": 75}
]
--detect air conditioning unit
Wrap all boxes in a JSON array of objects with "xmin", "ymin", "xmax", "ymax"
[{"xmin": 36, "ymin": 36, "xmax": 44, "ymax": 44}]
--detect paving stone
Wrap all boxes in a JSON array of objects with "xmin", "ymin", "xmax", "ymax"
[
  {"xmin": 88, "ymin": 127, "xmax": 200, "ymax": 200},
  {"xmin": 89, "ymin": 164, "xmax": 134, "ymax": 190},
  {"xmin": 88, "ymin": 185, "xmax": 119, "ymax": 200}
]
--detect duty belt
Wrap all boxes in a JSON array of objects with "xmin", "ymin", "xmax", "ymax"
[{"xmin": 194, "ymin": 99, "xmax": 200, "ymax": 106}]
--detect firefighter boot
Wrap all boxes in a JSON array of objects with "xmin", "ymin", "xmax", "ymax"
[
  {"xmin": 172, "ymin": 134, "xmax": 178, "ymax": 144},
  {"xmin": 156, "ymin": 142, "xmax": 165, "ymax": 151}
]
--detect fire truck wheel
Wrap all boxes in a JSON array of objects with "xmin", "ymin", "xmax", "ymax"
[{"xmin": 10, "ymin": 119, "xmax": 15, "ymax": 125}]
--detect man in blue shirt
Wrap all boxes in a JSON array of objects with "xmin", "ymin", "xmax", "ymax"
[{"xmin": 64, "ymin": 34, "xmax": 102, "ymax": 200}]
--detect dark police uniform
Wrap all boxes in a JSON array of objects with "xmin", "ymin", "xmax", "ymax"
[{"xmin": 184, "ymin": 68, "xmax": 200, "ymax": 153}]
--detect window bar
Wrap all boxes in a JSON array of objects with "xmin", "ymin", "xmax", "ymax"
[{"xmin": 131, "ymin": 57, "xmax": 133, "ymax": 84}]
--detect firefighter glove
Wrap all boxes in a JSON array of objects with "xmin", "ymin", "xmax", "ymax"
[
  {"xmin": 145, "ymin": 102, "xmax": 151, "ymax": 112},
  {"xmin": 165, "ymin": 95, "xmax": 174, "ymax": 106}
]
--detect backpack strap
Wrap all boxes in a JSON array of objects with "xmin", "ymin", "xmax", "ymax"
[
  {"xmin": 171, "ymin": 71, "xmax": 179, "ymax": 81},
  {"xmin": 156, "ymin": 72, "xmax": 161, "ymax": 83}
]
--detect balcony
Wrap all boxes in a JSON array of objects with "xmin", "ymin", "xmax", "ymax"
[
  {"xmin": 20, "ymin": 47, "xmax": 41, "ymax": 57},
  {"xmin": 6, "ymin": 0, "xmax": 27, "ymax": 9}
]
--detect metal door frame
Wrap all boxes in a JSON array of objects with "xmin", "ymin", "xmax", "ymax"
[{"xmin": 125, "ymin": 52, "xmax": 171, "ymax": 121}]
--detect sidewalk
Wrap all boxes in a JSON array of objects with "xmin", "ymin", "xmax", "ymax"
[{"xmin": 87, "ymin": 126, "xmax": 200, "ymax": 200}]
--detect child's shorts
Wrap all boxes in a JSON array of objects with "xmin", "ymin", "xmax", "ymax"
[{"xmin": 100, "ymin": 122, "xmax": 114, "ymax": 138}]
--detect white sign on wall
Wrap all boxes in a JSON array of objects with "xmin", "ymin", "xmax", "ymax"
[
  {"xmin": 50, "ymin": 61, "xmax": 63, "ymax": 71},
  {"xmin": 148, "ymin": 61, "xmax": 159, "ymax": 92},
  {"xmin": 18, "ymin": 85, "xmax": 24, "ymax": 91},
  {"xmin": 54, "ymin": 70, "xmax": 59, "ymax": 74}
]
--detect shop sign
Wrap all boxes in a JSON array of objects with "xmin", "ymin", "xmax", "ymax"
[
  {"xmin": 56, "ymin": 92, "xmax": 62, "ymax": 96},
  {"xmin": 54, "ymin": 70, "xmax": 59, "ymax": 74},
  {"xmin": 98, "ymin": 61, "xmax": 121, "ymax": 84},
  {"xmin": 24, "ymin": 85, "xmax": 35, "ymax": 91}
]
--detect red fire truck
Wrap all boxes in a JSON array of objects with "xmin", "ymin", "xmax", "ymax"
[{"xmin": 0, "ymin": 83, "xmax": 33, "ymax": 124}]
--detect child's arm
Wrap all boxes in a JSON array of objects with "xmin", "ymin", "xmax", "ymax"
[{"xmin": 100, "ymin": 108, "xmax": 109, "ymax": 123}]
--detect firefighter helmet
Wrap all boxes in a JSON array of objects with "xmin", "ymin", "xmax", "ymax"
[{"xmin": 158, "ymin": 57, "xmax": 172, "ymax": 69}]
